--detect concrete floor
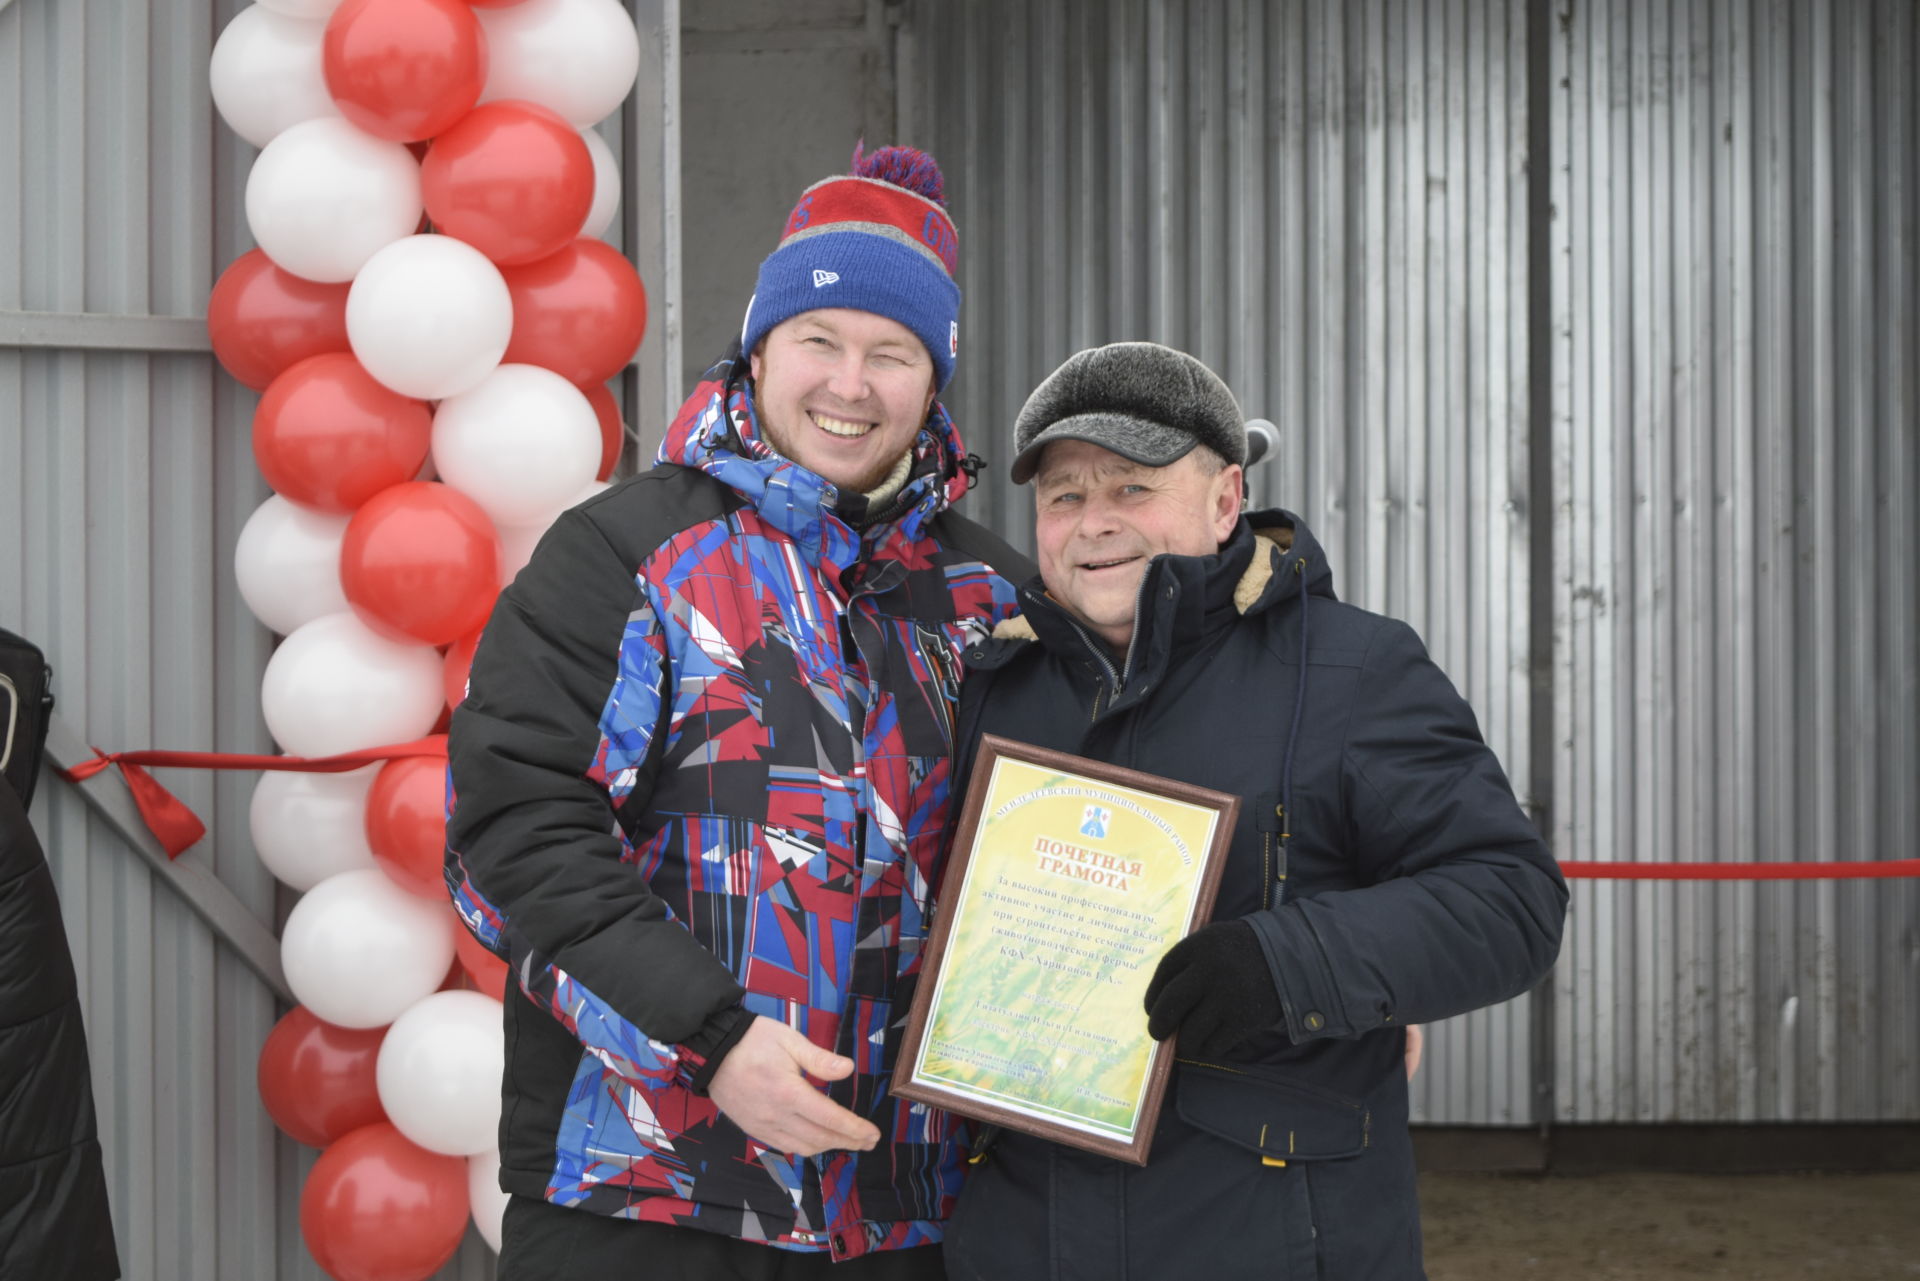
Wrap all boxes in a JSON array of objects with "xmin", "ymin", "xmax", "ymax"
[{"xmin": 1421, "ymin": 1171, "xmax": 1920, "ymax": 1279}]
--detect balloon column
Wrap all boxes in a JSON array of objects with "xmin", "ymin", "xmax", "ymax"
[{"xmin": 212, "ymin": 0, "xmax": 646, "ymax": 1274}]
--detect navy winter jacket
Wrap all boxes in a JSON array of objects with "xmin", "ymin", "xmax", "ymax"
[{"xmin": 941, "ymin": 512, "xmax": 1567, "ymax": 1281}]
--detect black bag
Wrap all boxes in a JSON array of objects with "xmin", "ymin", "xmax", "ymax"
[{"xmin": 0, "ymin": 627, "xmax": 54, "ymax": 809}]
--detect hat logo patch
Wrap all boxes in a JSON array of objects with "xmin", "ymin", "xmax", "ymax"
[
  {"xmin": 812, "ymin": 269, "xmax": 840, "ymax": 288},
  {"xmin": 950, "ymin": 321, "xmax": 959, "ymax": 357}
]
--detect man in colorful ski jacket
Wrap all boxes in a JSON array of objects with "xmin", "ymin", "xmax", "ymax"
[
  {"xmin": 941, "ymin": 343, "xmax": 1567, "ymax": 1280},
  {"xmin": 446, "ymin": 147, "xmax": 1026, "ymax": 1279}
]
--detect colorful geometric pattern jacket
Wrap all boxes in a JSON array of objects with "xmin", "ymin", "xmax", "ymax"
[{"xmin": 445, "ymin": 356, "xmax": 1025, "ymax": 1259}]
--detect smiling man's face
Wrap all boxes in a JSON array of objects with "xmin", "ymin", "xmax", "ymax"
[
  {"xmin": 748, "ymin": 308, "xmax": 937, "ymax": 495},
  {"xmin": 1032, "ymin": 438, "xmax": 1242, "ymax": 656}
]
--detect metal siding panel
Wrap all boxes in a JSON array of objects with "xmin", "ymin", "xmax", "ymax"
[
  {"xmin": 1832, "ymin": 0, "xmax": 1875, "ymax": 1120},
  {"xmin": 915, "ymin": 0, "xmax": 1538, "ymax": 1127},
  {"xmin": 1709, "ymin": 0, "xmax": 1761, "ymax": 1123},
  {"xmin": 1795, "ymin": 0, "xmax": 1841, "ymax": 1123},
  {"xmin": 627, "ymin": 0, "xmax": 681, "ymax": 461},
  {"xmin": 1873, "ymin": 0, "xmax": 1919, "ymax": 1120},
  {"xmin": 1752, "ymin": 0, "xmax": 1797, "ymax": 1122},
  {"xmin": 1551, "ymin": 0, "xmax": 1919, "ymax": 1122},
  {"xmin": 1546, "ymin": 0, "xmax": 1579, "ymax": 1122},
  {"xmin": 0, "ymin": 11, "xmax": 18, "ymax": 315}
]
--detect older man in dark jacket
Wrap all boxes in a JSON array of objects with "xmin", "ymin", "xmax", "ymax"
[{"xmin": 941, "ymin": 343, "xmax": 1567, "ymax": 1280}]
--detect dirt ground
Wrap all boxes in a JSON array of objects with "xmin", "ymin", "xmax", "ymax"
[{"xmin": 1421, "ymin": 1172, "xmax": 1920, "ymax": 1279}]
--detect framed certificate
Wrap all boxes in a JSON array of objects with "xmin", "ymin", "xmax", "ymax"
[{"xmin": 893, "ymin": 735, "xmax": 1238, "ymax": 1166}]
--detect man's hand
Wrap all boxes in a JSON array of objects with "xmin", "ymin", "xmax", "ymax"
[
  {"xmin": 1142, "ymin": 920, "xmax": 1282, "ymax": 1059},
  {"xmin": 705, "ymin": 1016, "xmax": 881, "ymax": 1157}
]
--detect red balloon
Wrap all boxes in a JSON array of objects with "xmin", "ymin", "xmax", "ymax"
[
  {"xmin": 365, "ymin": 754, "xmax": 449, "ymax": 899},
  {"xmin": 453, "ymin": 926, "xmax": 509, "ymax": 1002},
  {"xmin": 301, "ymin": 1123, "xmax": 468, "ymax": 1281},
  {"xmin": 208, "ymin": 250, "xmax": 352, "ymax": 391},
  {"xmin": 323, "ymin": 0, "xmax": 487, "ymax": 143},
  {"xmin": 340, "ymin": 481, "xmax": 501, "ymax": 646},
  {"xmin": 441, "ymin": 629, "xmax": 482, "ymax": 709},
  {"xmin": 501, "ymin": 238, "xmax": 648, "ymax": 386},
  {"xmin": 421, "ymin": 101, "xmax": 595, "ymax": 266},
  {"xmin": 580, "ymin": 381, "xmax": 625, "ymax": 480},
  {"xmin": 254, "ymin": 355, "xmax": 434, "ymax": 513},
  {"xmin": 257, "ymin": 1006, "xmax": 388, "ymax": 1149}
]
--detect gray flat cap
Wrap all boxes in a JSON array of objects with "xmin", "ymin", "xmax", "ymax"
[{"xmin": 1009, "ymin": 341, "xmax": 1246, "ymax": 484}]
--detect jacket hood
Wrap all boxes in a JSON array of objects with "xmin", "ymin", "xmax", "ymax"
[
  {"xmin": 655, "ymin": 347, "xmax": 977, "ymax": 560},
  {"xmin": 1233, "ymin": 508, "xmax": 1337, "ymax": 615}
]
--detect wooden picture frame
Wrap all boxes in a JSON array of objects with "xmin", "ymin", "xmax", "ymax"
[{"xmin": 893, "ymin": 735, "xmax": 1238, "ymax": 1166}]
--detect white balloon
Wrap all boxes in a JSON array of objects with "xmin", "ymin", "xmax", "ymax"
[
  {"xmin": 467, "ymin": 1149, "xmax": 508, "ymax": 1253},
  {"xmin": 348, "ymin": 236, "xmax": 513, "ymax": 400},
  {"xmin": 255, "ymin": 0, "xmax": 343, "ymax": 20},
  {"xmin": 493, "ymin": 480, "xmax": 610, "ymax": 584},
  {"xmin": 432, "ymin": 365, "xmax": 600, "ymax": 526},
  {"xmin": 376, "ymin": 990, "xmax": 505, "ymax": 1156},
  {"xmin": 579, "ymin": 127, "xmax": 620, "ymax": 240},
  {"xmin": 210, "ymin": 6, "xmax": 339, "ymax": 149},
  {"xmin": 245, "ymin": 118, "xmax": 422, "ymax": 283},
  {"xmin": 281, "ymin": 868, "xmax": 457, "ymax": 1029},
  {"xmin": 477, "ymin": 0, "xmax": 640, "ymax": 126},
  {"xmin": 248, "ymin": 764, "xmax": 380, "ymax": 891},
  {"xmin": 234, "ymin": 494, "xmax": 350, "ymax": 636},
  {"xmin": 260, "ymin": 612, "xmax": 445, "ymax": 757},
  {"xmin": 493, "ymin": 520, "xmax": 546, "ymax": 587}
]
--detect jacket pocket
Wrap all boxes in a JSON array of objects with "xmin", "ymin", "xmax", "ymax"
[{"xmin": 1172, "ymin": 1059, "xmax": 1369, "ymax": 1162}]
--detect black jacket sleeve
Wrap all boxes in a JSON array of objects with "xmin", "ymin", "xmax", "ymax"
[
  {"xmin": 1246, "ymin": 619, "xmax": 1568, "ymax": 1042},
  {"xmin": 447, "ymin": 507, "xmax": 745, "ymax": 1057}
]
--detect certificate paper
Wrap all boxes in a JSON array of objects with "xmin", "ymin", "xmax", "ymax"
[{"xmin": 894, "ymin": 736, "xmax": 1237, "ymax": 1165}]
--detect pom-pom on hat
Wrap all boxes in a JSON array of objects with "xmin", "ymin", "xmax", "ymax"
[
  {"xmin": 1009, "ymin": 342, "xmax": 1247, "ymax": 484},
  {"xmin": 741, "ymin": 143, "xmax": 962, "ymax": 390}
]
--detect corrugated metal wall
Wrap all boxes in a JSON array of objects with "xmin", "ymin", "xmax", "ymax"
[
  {"xmin": 1549, "ymin": 0, "xmax": 1918, "ymax": 1122},
  {"xmin": 916, "ymin": 0, "xmax": 1919, "ymax": 1129},
  {"xmin": 912, "ymin": 0, "xmax": 1543, "ymax": 1126}
]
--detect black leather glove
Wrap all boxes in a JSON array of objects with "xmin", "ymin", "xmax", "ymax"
[{"xmin": 1142, "ymin": 920, "xmax": 1282, "ymax": 1059}]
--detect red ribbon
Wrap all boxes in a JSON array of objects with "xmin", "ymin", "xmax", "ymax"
[
  {"xmin": 58, "ymin": 738, "xmax": 1916, "ymax": 882},
  {"xmin": 1561, "ymin": 859, "xmax": 1920, "ymax": 880},
  {"xmin": 58, "ymin": 737, "xmax": 448, "ymax": 859}
]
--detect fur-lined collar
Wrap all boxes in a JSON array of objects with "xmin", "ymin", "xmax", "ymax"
[{"xmin": 994, "ymin": 522, "xmax": 1298, "ymax": 642}]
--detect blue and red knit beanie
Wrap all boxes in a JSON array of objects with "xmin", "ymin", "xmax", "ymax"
[{"xmin": 741, "ymin": 144, "xmax": 962, "ymax": 390}]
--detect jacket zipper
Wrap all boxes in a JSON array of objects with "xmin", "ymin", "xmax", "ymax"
[
  {"xmin": 1054, "ymin": 570, "xmax": 1153, "ymax": 726},
  {"xmin": 1302, "ymin": 1163, "xmax": 1319, "ymax": 1244},
  {"xmin": 1057, "ymin": 618, "xmax": 1116, "ymax": 725},
  {"xmin": 914, "ymin": 621, "xmax": 961, "ymax": 748}
]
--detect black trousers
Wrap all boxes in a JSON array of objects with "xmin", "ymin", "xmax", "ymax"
[{"xmin": 498, "ymin": 1195, "xmax": 948, "ymax": 1281}]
